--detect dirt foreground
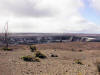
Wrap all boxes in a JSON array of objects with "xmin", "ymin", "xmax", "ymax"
[{"xmin": 0, "ymin": 42, "xmax": 100, "ymax": 75}]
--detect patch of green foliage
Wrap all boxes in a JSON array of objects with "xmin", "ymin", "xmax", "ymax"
[
  {"xmin": 34, "ymin": 51, "xmax": 47, "ymax": 59},
  {"xmin": 75, "ymin": 59, "xmax": 83, "ymax": 65},
  {"xmin": 21, "ymin": 55, "xmax": 40, "ymax": 62},
  {"xmin": 51, "ymin": 54, "xmax": 58, "ymax": 57},
  {"xmin": 30, "ymin": 45, "xmax": 37, "ymax": 52}
]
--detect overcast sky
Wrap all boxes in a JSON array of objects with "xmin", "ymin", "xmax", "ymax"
[{"xmin": 0, "ymin": 0, "xmax": 100, "ymax": 33}]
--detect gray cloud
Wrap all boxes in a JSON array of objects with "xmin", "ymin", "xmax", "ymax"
[
  {"xmin": 0, "ymin": 0, "xmax": 55, "ymax": 17},
  {"xmin": 0, "ymin": 0, "xmax": 99, "ymax": 33}
]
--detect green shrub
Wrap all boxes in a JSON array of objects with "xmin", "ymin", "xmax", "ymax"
[
  {"xmin": 30, "ymin": 45, "xmax": 37, "ymax": 52},
  {"xmin": 21, "ymin": 55, "xmax": 40, "ymax": 62},
  {"xmin": 33, "ymin": 57, "xmax": 40, "ymax": 62},
  {"xmin": 21, "ymin": 55, "xmax": 33, "ymax": 61},
  {"xmin": 78, "ymin": 49, "xmax": 83, "ymax": 52},
  {"xmin": 34, "ymin": 51, "xmax": 47, "ymax": 59},
  {"xmin": 3, "ymin": 47, "xmax": 13, "ymax": 51},
  {"xmin": 51, "ymin": 54, "xmax": 58, "ymax": 57},
  {"xmin": 75, "ymin": 59, "xmax": 83, "ymax": 65},
  {"xmin": 96, "ymin": 62, "xmax": 100, "ymax": 72}
]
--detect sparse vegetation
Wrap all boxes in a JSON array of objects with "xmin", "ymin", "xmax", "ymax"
[
  {"xmin": 3, "ymin": 47, "xmax": 13, "ymax": 51},
  {"xmin": 96, "ymin": 62, "xmax": 100, "ymax": 72},
  {"xmin": 22, "ymin": 46, "xmax": 46, "ymax": 62},
  {"xmin": 78, "ymin": 49, "xmax": 83, "ymax": 52},
  {"xmin": 21, "ymin": 55, "xmax": 40, "ymax": 62},
  {"xmin": 30, "ymin": 45, "xmax": 37, "ymax": 52},
  {"xmin": 75, "ymin": 59, "xmax": 83, "ymax": 65},
  {"xmin": 51, "ymin": 54, "xmax": 58, "ymax": 57},
  {"xmin": 0, "ymin": 42, "xmax": 100, "ymax": 75},
  {"xmin": 34, "ymin": 51, "xmax": 47, "ymax": 59}
]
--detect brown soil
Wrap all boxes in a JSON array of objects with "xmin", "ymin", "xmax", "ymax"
[
  {"xmin": 0, "ymin": 42, "xmax": 100, "ymax": 75},
  {"xmin": 36, "ymin": 42, "xmax": 100, "ymax": 50}
]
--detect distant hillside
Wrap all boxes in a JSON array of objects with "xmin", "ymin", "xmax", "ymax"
[
  {"xmin": 6, "ymin": 33, "xmax": 100, "ymax": 37},
  {"xmin": 0, "ymin": 33, "xmax": 100, "ymax": 45}
]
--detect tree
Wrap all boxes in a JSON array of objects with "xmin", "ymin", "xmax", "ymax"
[{"xmin": 4, "ymin": 22, "xmax": 9, "ymax": 49}]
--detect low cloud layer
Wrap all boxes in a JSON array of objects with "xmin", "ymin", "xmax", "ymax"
[{"xmin": 0, "ymin": 0, "xmax": 99, "ymax": 33}]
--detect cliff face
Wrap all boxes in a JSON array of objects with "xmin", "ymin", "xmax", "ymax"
[
  {"xmin": 1, "ymin": 33, "xmax": 100, "ymax": 45},
  {"xmin": 0, "ymin": 35, "xmax": 88, "ymax": 45}
]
